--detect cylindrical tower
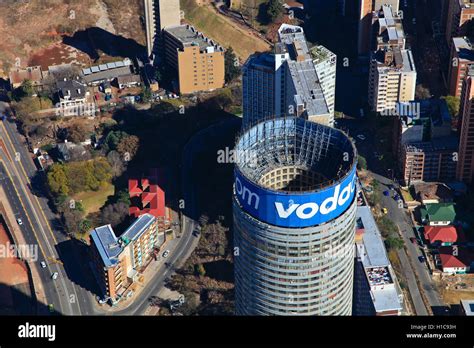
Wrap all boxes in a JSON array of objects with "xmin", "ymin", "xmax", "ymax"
[{"xmin": 233, "ymin": 117, "xmax": 358, "ymax": 315}]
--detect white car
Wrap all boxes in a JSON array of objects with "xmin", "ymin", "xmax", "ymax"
[
  {"xmin": 162, "ymin": 250, "xmax": 170, "ymax": 258},
  {"xmin": 51, "ymin": 272, "xmax": 58, "ymax": 280},
  {"xmin": 40, "ymin": 261, "xmax": 46, "ymax": 268},
  {"xmin": 17, "ymin": 218, "xmax": 23, "ymax": 225},
  {"xmin": 357, "ymin": 134, "xmax": 366, "ymax": 140}
]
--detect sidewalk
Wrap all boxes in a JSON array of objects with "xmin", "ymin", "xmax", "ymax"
[{"xmin": 93, "ymin": 237, "xmax": 179, "ymax": 313}]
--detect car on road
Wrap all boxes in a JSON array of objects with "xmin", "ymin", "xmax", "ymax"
[
  {"xmin": 356, "ymin": 134, "xmax": 366, "ymax": 140},
  {"xmin": 192, "ymin": 230, "xmax": 200, "ymax": 237},
  {"xmin": 418, "ymin": 255, "xmax": 426, "ymax": 263},
  {"xmin": 40, "ymin": 261, "xmax": 46, "ymax": 268},
  {"xmin": 383, "ymin": 190, "xmax": 390, "ymax": 196},
  {"xmin": 48, "ymin": 304, "xmax": 54, "ymax": 313},
  {"xmin": 412, "ymin": 18, "xmax": 416, "ymax": 25},
  {"xmin": 162, "ymin": 250, "xmax": 170, "ymax": 258},
  {"xmin": 359, "ymin": 108, "xmax": 365, "ymax": 117},
  {"xmin": 96, "ymin": 296, "xmax": 107, "ymax": 304},
  {"xmin": 382, "ymin": 207, "xmax": 388, "ymax": 214},
  {"xmin": 16, "ymin": 218, "xmax": 23, "ymax": 225},
  {"xmin": 51, "ymin": 272, "xmax": 58, "ymax": 280},
  {"xmin": 393, "ymin": 194, "xmax": 400, "ymax": 201}
]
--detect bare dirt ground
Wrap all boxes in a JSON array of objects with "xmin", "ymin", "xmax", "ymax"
[{"xmin": 0, "ymin": 0, "xmax": 144, "ymax": 77}]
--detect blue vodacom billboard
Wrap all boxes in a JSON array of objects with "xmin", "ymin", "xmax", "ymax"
[{"xmin": 234, "ymin": 166, "xmax": 357, "ymax": 228}]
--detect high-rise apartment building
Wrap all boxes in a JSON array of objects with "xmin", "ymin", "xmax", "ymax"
[
  {"xmin": 457, "ymin": 66, "xmax": 474, "ymax": 183},
  {"xmin": 448, "ymin": 37, "xmax": 474, "ymax": 97},
  {"xmin": 144, "ymin": 0, "xmax": 181, "ymax": 58},
  {"xmin": 368, "ymin": 5, "xmax": 416, "ymax": 113},
  {"xmin": 445, "ymin": 0, "xmax": 474, "ymax": 46},
  {"xmin": 242, "ymin": 24, "xmax": 336, "ymax": 128},
  {"xmin": 233, "ymin": 117, "xmax": 358, "ymax": 315},
  {"xmin": 163, "ymin": 24, "xmax": 225, "ymax": 94},
  {"xmin": 90, "ymin": 214, "xmax": 165, "ymax": 303},
  {"xmin": 358, "ymin": 0, "xmax": 399, "ymax": 55}
]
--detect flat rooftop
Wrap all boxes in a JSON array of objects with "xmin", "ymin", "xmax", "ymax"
[
  {"xmin": 356, "ymin": 206, "xmax": 390, "ymax": 267},
  {"xmin": 165, "ymin": 24, "xmax": 223, "ymax": 51},
  {"xmin": 90, "ymin": 213, "xmax": 156, "ymax": 268}
]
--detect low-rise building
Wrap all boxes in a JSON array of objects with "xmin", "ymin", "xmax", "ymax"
[
  {"xmin": 89, "ymin": 213, "xmax": 166, "ymax": 304},
  {"xmin": 129, "ymin": 169, "xmax": 169, "ymax": 225},
  {"xmin": 56, "ymin": 79, "xmax": 92, "ymax": 117},
  {"xmin": 82, "ymin": 59, "xmax": 138, "ymax": 86},
  {"xmin": 413, "ymin": 182, "xmax": 454, "ymax": 204},
  {"xmin": 116, "ymin": 74, "xmax": 141, "ymax": 89},
  {"xmin": 420, "ymin": 203, "xmax": 457, "ymax": 226},
  {"xmin": 439, "ymin": 246, "xmax": 473, "ymax": 274},
  {"xmin": 354, "ymin": 205, "xmax": 403, "ymax": 316},
  {"xmin": 460, "ymin": 299, "xmax": 474, "ymax": 315},
  {"xmin": 9, "ymin": 66, "xmax": 43, "ymax": 89},
  {"xmin": 423, "ymin": 225, "xmax": 463, "ymax": 246}
]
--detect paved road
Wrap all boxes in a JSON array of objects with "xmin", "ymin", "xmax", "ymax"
[
  {"xmin": 372, "ymin": 172, "xmax": 446, "ymax": 315},
  {"xmin": 0, "ymin": 115, "xmax": 90, "ymax": 315}
]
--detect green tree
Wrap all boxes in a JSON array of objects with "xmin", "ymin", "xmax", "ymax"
[
  {"xmin": 80, "ymin": 219, "xmax": 92, "ymax": 234},
  {"xmin": 19, "ymin": 79, "xmax": 35, "ymax": 98},
  {"xmin": 385, "ymin": 237, "xmax": 405, "ymax": 250},
  {"xmin": 47, "ymin": 164, "xmax": 69, "ymax": 196},
  {"xmin": 442, "ymin": 95, "xmax": 460, "ymax": 127},
  {"xmin": 140, "ymin": 86, "xmax": 153, "ymax": 103},
  {"xmin": 104, "ymin": 130, "xmax": 129, "ymax": 152},
  {"xmin": 224, "ymin": 47, "xmax": 241, "ymax": 83},
  {"xmin": 195, "ymin": 263, "xmax": 206, "ymax": 277},
  {"xmin": 266, "ymin": 0, "xmax": 283, "ymax": 23},
  {"xmin": 357, "ymin": 155, "xmax": 367, "ymax": 170},
  {"xmin": 115, "ymin": 189, "xmax": 131, "ymax": 205}
]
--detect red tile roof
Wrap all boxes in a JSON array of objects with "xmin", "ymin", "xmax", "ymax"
[
  {"xmin": 439, "ymin": 247, "xmax": 471, "ymax": 268},
  {"xmin": 424, "ymin": 226, "xmax": 460, "ymax": 244}
]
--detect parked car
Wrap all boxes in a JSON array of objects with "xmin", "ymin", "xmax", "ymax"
[
  {"xmin": 162, "ymin": 250, "xmax": 170, "ymax": 258},
  {"xmin": 51, "ymin": 272, "xmax": 58, "ymax": 280},
  {"xmin": 48, "ymin": 304, "xmax": 54, "ymax": 313},
  {"xmin": 418, "ymin": 255, "xmax": 426, "ymax": 263},
  {"xmin": 40, "ymin": 261, "xmax": 46, "ymax": 268},
  {"xmin": 383, "ymin": 190, "xmax": 390, "ymax": 196},
  {"xmin": 356, "ymin": 134, "xmax": 366, "ymax": 140},
  {"xmin": 17, "ymin": 218, "xmax": 23, "ymax": 225}
]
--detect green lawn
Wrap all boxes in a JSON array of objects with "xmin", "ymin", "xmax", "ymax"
[
  {"xmin": 72, "ymin": 183, "xmax": 115, "ymax": 215},
  {"xmin": 180, "ymin": 0, "xmax": 270, "ymax": 60}
]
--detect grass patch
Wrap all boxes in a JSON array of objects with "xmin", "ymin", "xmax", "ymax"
[
  {"xmin": 401, "ymin": 189, "xmax": 414, "ymax": 202},
  {"xmin": 181, "ymin": 0, "xmax": 270, "ymax": 60},
  {"xmin": 72, "ymin": 182, "xmax": 114, "ymax": 215}
]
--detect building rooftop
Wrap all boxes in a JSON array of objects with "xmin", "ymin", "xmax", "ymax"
[
  {"xmin": 121, "ymin": 213, "xmax": 156, "ymax": 242},
  {"xmin": 90, "ymin": 225, "xmax": 121, "ymax": 268},
  {"xmin": 424, "ymin": 225, "xmax": 462, "ymax": 245},
  {"xmin": 356, "ymin": 206, "xmax": 390, "ymax": 267},
  {"xmin": 165, "ymin": 24, "xmax": 223, "ymax": 52},
  {"xmin": 413, "ymin": 182, "xmax": 454, "ymax": 203},
  {"xmin": 420, "ymin": 203, "xmax": 457, "ymax": 223},
  {"xmin": 356, "ymin": 206, "xmax": 402, "ymax": 314},
  {"xmin": 9, "ymin": 66, "xmax": 43, "ymax": 86},
  {"xmin": 452, "ymin": 37, "xmax": 474, "ymax": 62},
  {"xmin": 461, "ymin": 299, "xmax": 474, "ymax": 315},
  {"xmin": 90, "ymin": 213, "xmax": 156, "ymax": 268},
  {"xmin": 57, "ymin": 79, "xmax": 87, "ymax": 100},
  {"xmin": 439, "ymin": 246, "xmax": 472, "ymax": 268}
]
